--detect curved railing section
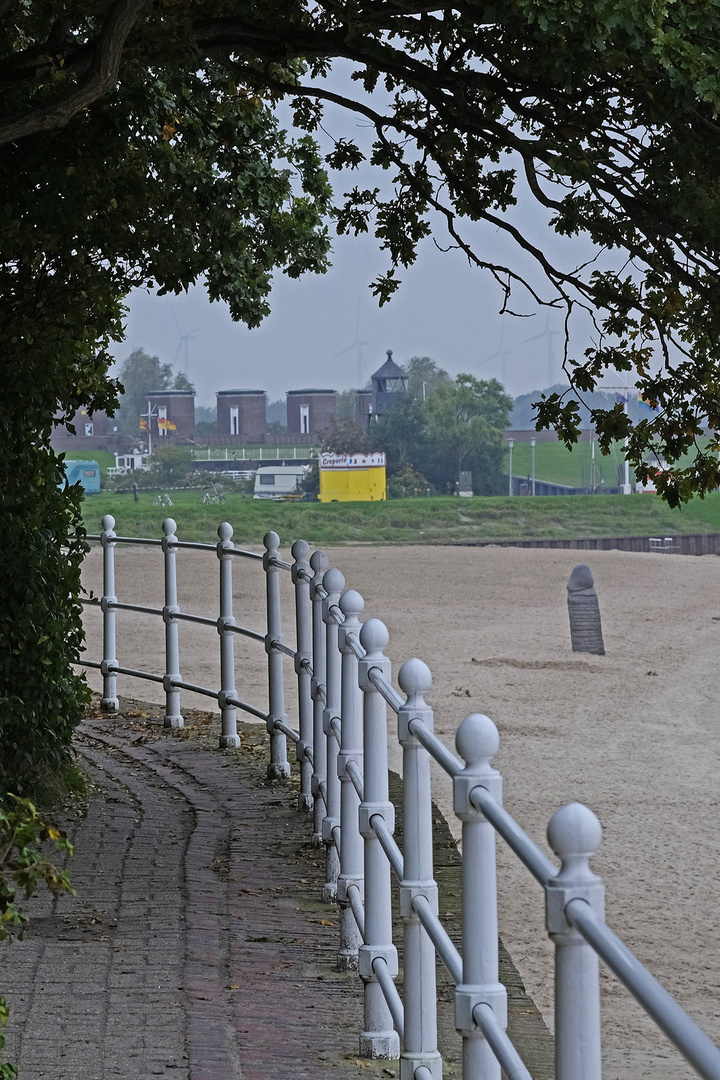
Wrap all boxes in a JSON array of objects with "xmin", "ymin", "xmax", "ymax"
[{"xmin": 79, "ymin": 515, "xmax": 720, "ymax": 1080}]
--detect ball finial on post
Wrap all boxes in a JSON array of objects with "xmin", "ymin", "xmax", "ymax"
[
  {"xmin": 218, "ymin": 521, "xmax": 233, "ymax": 542},
  {"xmin": 291, "ymin": 538, "xmax": 310, "ymax": 562},
  {"xmin": 323, "ymin": 567, "xmax": 346, "ymax": 598},
  {"xmin": 339, "ymin": 588, "xmax": 364, "ymax": 620},
  {"xmin": 162, "ymin": 517, "xmax": 177, "ymax": 537},
  {"xmin": 547, "ymin": 802, "xmax": 602, "ymax": 877},
  {"xmin": 398, "ymin": 657, "xmax": 432, "ymax": 704},
  {"xmin": 455, "ymin": 713, "xmax": 500, "ymax": 769},
  {"xmin": 359, "ymin": 617, "xmax": 390, "ymax": 658}
]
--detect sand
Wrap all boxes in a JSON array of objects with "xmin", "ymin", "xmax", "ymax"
[{"xmin": 79, "ymin": 540, "xmax": 720, "ymax": 1079}]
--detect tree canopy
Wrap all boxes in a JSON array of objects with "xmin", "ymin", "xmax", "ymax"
[{"xmin": 5, "ymin": 1, "xmax": 720, "ymax": 500}]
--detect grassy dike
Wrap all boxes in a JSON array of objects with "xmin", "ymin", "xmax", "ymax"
[{"xmin": 81, "ymin": 490, "xmax": 720, "ymax": 546}]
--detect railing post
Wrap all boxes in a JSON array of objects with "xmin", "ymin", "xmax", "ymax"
[
  {"xmin": 453, "ymin": 714, "xmax": 505, "ymax": 1079},
  {"xmin": 263, "ymin": 531, "xmax": 290, "ymax": 779},
  {"xmin": 161, "ymin": 518, "xmax": 183, "ymax": 728},
  {"xmin": 546, "ymin": 803, "xmax": 604, "ymax": 1080},
  {"xmin": 100, "ymin": 514, "xmax": 119, "ymax": 712},
  {"xmin": 337, "ymin": 588, "xmax": 365, "ymax": 971},
  {"xmin": 291, "ymin": 539, "xmax": 313, "ymax": 811},
  {"xmin": 357, "ymin": 618, "xmax": 400, "ymax": 1059},
  {"xmin": 310, "ymin": 549, "xmax": 329, "ymax": 847},
  {"xmin": 321, "ymin": 568, "xmax": 344, "ymax": 901},
  {"xmin": 398, "ymin": 659, "xmax": 442, "ymax": 1080},
  {"xmin": 216, "ymin": 522, "xmax": 240, "ymax": 749}
]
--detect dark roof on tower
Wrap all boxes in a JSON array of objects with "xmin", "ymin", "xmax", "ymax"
[{"xmin": 371, "ymin": 350, "xmax": 406, "ymax": 382}]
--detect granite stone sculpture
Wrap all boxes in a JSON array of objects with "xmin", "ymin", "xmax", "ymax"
[{"xmin": 567, "ymin": 564, "xmax": 605, "ymax": 655}]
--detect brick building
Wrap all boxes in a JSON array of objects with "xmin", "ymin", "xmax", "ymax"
[
  {"xmin": 146, "ymin": 390, "xmax": 195, "ymax": 442},
  {"xmin": 216, "ymin": 390, "xmax": 266, "ymax": 442},
  {"xmin": 286, "ymin": 389, "xmax": 337, "ymax": 437}
]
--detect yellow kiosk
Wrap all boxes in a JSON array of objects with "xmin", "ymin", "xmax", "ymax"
[{"xmin": 318, "ymin": 452, "xmax": 387, "ymax": 502}]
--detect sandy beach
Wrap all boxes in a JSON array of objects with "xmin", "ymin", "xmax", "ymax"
[{"xmin": 79, "ymin": 539, "xmax": 720, "ymax": 1079}]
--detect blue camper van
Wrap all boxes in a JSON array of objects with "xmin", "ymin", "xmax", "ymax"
[{"xmin": 63, "ymin": 459, "xmax": 101, "ymax": 495}]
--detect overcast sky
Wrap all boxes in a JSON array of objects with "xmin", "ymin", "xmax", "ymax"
[{"xmin": 109, "ymin": 68, "xmax": 601, "ymax": 410}]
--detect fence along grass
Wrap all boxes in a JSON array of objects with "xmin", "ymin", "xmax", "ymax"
[{"xmin": 80, "ymin": 514, "xmax": 720, "ymax": 1080}]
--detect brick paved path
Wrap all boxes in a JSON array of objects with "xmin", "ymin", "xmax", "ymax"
[{"xmin": 2, "ymin": 703, "xmax": 552, "ymax": 1079}]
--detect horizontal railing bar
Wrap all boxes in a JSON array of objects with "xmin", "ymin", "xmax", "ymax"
[
  {"xmin": 412, "ymin": 894, "xmax": 463, "ymax": 985},
  {"xmin": 75, "ymin": 658, "xmax": 101, "ymax": 669},
  {"xmin": 170, "ymin": 540, "xmax": 217, "ymax": 552},
  {"xmin": 470, "ymin": 787, "xmax": 556, "ymax": 887},
  {"xmin": 367, "ymin": 668, "xmax": 403, "ymax": 714},
  {"xmin": 414, "ymin": 1068, "xmax": 434, "ymax": 1080},
  {"xmin": 329, "ymin": 717, "xmax": 341, "ymax": 744},
  {"xmin": 332, "ymin": 825, "xmax": 341, "ymax": 856},
  {"xmin": 372, "ymin": 957, "xmax": 404, "ymax": 1042},
  {"xmin": 270, "ymin": 558, "xmax": 292, "ymax": 571},
  {"xmin": 347, "ymin": 883, "xmax": 365, "ymax": 940},
  {"xmin": 228, "ymin": 549, "xmax": 264, "ymax": 562},
  {"xmin": 319, "ymin": 781, "xmax": 328, "ymax": 808},
  {"xmin": 107, "ymin": 664, "xmax": 165, "ymax": 685},
  {"xmin": 327, "ymin": 604, "xmax": 345, "ymax": 625},
  {"xmin": 274, "ymin": 721, "xmax": 300, "ymax": 744},
  {"xmin": 346, "ymin": 759, "xmax": 364, "ymax": 801},
  {"xmin": 271, "ymin": 640, "xmax": 297, "ymax": 658},
  {"xmin": 315, "ymin": 584, "xmax": 328, "ymax": 600},
  {"xmin": 303, "ymin": 744, "xmax": 314, "ymax": 767},
  {"xmin": 225, "ymin": 695, "xmax": 269, "ymax": 723},
  {"xmin": 229, "ymin": 625, "xmax": 265, "ymax": 643},
  {"xmin": 105, "ymin": 536, "xmax": 163, "ymax": 547},
  {"xmin": 316, "ymin": 684, "xmax": 327, "ymax": 706},
  {"xmin": 408, "ymin": 717, "xmax": 463, "ymax": 777},
  {"xmin": 110, "ymin": 601, "xmax": 164, "ymax": 617},
  {"xmin": 169, "ymin": 679, "xmax": 219, "ymax": 700},
  {"xmin": 81, "ymin": 598, "xmax": 101, "ymax": 607},
  {"xmin": 473, "ymin": 1003, "xmax": 533, "ymax": 1080},
  {"xmin": 173, "ymin": 612, "xmax": 218, "ymax": 628},
  {"xmin": 371, "ymin": 815, "xmax": 404, "ymax": 880},
  {"xmin": 567, "ymin": 899, "xmax": 720, "ymax": 1080},
  {"xmin": 344, "ymin": 631, "xmax": 365, "ymax": 661}
]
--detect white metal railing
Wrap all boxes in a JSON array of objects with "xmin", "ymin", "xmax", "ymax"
[{"xmin": 80, "ymin": 515, "xmax": 720, "ymax": 1080}]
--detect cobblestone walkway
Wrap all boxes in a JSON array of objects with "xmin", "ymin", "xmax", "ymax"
[{"xmin": 2, "ymin": 702, "xmax": 552, "ymax": 1079}]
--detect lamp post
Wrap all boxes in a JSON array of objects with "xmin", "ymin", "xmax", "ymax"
[
  {"xmin": 507, "ymin": 439, "xmax": 514, "ymax": 496},
  {"xmin": 530, "ymin": 438, "xmax": 536, "ymax": 496}
]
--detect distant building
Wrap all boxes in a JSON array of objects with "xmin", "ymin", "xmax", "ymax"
[
  {"xmin": 146, "ymin": 389, "xmax": 195, "ymax": 442},
  {"xmin": 370, "ymin": 350, "xmax": 408, "ymax": 420},
  {"xmin": 216, "ymin": 390, "xmax": 266, "ymax": 442},
  {"xmin": 286, "ymin": 389, "xmax": 337, "ymax": 437},
  {"xmin": 50, "ymin": 407, "xmax": 128, "ymax": 454},
  {"xmin": 355, "ymin": 390, "xmax": 372, "ymax": 429}
]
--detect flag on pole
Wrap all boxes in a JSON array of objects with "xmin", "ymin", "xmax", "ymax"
[
  {"xmin": 158, "ymin": 418, "xmax": 177, "ymax": 430},
  {"xmin": 140, "ymin": 417, "xmax": 149, "ymax": 432},
  {"xmin": 615, "ymin": 393, "xmax": 627, "ymax": 405},
  {"xmin": 638, "ymin": 392, "xmax": 658, "ymax": 412}
]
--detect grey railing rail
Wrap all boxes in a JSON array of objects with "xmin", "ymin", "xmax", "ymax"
[{"xmin": 79, "ymin": 517, "xmax": 720, "ymax": 1080}]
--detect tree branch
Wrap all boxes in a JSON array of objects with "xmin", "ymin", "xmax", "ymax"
[{"xmin": 0, "ymin": 0, "xmax": 147, "ymax": 146}]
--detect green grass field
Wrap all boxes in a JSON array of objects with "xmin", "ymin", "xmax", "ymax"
[{"xmin": 81, "ymin": 489, "xmax": 720, "ymax": 546}]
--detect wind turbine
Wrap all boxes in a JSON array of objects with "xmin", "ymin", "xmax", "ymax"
[
  {"xmin": 330, "ymin": 319, "xmax": 369, "ymax": 387},
  {"xmin": 479, "ymin": 324, "xmax": 512, "ymax": 389},
  {"xmin": 518, "ymin": 311, "xmax": 563, "ymax": 390},
  {"xmin": 168, "ymin": 302, "xmax": 201, "ymax": 380},
  {"xmin": 175, "ymin": 327, "xmax": 201, "ymax": 378}
]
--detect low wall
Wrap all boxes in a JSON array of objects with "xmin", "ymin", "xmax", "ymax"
[{"xmin": 462, "ymin": 533, "xmax": 720, "ymax": 556}]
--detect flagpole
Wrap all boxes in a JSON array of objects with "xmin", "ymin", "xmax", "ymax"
[{"xmin": 621, "ymin": 390, "xmax": 632, "ymax": 494}]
